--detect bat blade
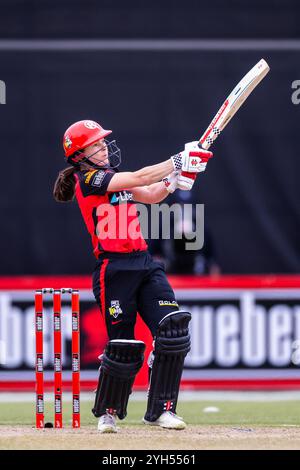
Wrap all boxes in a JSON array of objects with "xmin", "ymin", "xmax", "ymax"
[{"xmin": 199, "ymin": 59, "xmax": 270, "ymax": 150}]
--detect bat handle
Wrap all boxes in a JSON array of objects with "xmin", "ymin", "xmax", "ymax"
[{"xmin": 198, "ymin": 140, "xmax": 211, "ymax": 151}]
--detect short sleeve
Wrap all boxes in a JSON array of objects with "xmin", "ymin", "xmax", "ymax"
[{"xmin": 76, "ymin": 169, "xmax": 115, "ymax": 197}]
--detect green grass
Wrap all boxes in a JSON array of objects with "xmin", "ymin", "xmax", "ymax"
[{"xmin": 1, "ymin": 400, "xmax": 300, "ymax": 427}]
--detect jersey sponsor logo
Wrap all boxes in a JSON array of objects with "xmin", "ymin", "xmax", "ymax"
[
  {"xmin": 91, "ymin": 171, "xmax": 106, "ymax": 187},
  {"xmin": 158, "ymin": 300, "xmax": 179, "ymax": 307},
  {"xmin": 84, "ymin": 170, "xmax": 97, "ymax": 184},
  {"xmin": 109, "ymin": 300, "xmax": 123, "ymax": 319},
  {"xmin": 109, "ymin": 191, "xmax": 133, "ymax": 205}
]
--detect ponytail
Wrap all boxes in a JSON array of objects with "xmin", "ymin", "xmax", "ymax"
[{"xmin": 53, "ymin": 166, "xmax": 76, "ymax": 202}]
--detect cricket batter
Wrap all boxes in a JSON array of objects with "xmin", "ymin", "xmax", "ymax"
[{"xmin": 53, "ymin": 120, "xmax": 213, "ymax": 432}]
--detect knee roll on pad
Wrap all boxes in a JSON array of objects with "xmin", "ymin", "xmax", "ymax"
[
  {"xmin": 92, "ymin": 339, "xmax": 145, "ymax": 419},
  {"xmin": 144, "ymin": 311, "xmax": 191, "ymax": 422}
]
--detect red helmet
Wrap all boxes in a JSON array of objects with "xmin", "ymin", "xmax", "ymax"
[{"xmin": 63, "ymin": 120, "xmax": 112, "ymax": 158}]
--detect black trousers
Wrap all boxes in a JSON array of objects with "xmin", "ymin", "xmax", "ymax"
[{"xmin": 92, "ymin": 251, "xmax": 179, "ymax": 339}]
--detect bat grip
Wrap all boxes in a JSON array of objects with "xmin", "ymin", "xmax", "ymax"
[{"xmin": 198, "ymin": 140, "xmax": 211, "ymax": 151}]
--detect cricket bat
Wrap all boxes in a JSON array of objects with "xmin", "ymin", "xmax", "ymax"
[{"xmin": 199, "ymin": 59, "xmax": 270, "ymax": 149}]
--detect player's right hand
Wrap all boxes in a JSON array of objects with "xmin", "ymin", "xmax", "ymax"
[
  {"xmin": 171, "ymin": 141, "xmax": 213, "ymax": 173},
  {"xmin": 177, "ymin": 171, "xmax": 197, "ymax": 191},
  {"xmin": 163, "ymin": 170, "xmax": 197, "ymax": 192}
]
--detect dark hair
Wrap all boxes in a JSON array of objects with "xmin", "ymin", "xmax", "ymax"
[{"xmin": 53, "ymin": 166, "xmax": 77, "ymax": 202}]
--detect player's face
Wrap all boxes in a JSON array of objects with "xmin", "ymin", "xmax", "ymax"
[{"xmin": 83, "ymin": 139, "xmax": 109, "ymax": 166}]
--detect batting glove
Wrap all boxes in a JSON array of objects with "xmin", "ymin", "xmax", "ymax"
[
  {"xmin": 171, "ymin": 141, "xmax": 213, "ymax": 173},
  {"xmin": 177, "ymin": 171, "xmax": 197, "ymax": 191},
  {"xmin": 162, "ymin": 170, "xmax": 179, "ymax": 193}
]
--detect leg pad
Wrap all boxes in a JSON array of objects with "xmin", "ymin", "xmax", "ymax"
[
  {"xmin": 92, "ymin": 339, "xmax": 145, "ymax": 419},
  {"xmin": 144, "ymin": 311, "xmax": 191, "ymax": 422}
]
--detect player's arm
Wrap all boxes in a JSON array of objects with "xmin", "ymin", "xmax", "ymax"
[
  {"xmin": 107, "ymin": 160, "xmax": 173, "ymax": 192},
  {"xmin": 132, "ymin": 169, "xmax": 202, "ymax": 203},
  {"xmin": 107, "ymin": 144, "xmax": 213, "ymax": 193},
  {"xmin": 131, "ymin": 182, "xmax": 170, "ymax": 204}
]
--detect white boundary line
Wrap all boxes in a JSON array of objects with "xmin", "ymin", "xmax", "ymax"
[{"xmin": 0, "ymin": 39, "xmax": 300, "ymax": 51}]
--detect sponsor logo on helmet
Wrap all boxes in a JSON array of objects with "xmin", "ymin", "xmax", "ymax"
[
  {"xmin": 109, "ymin": 300, "xmax": 123, "ymax": 319},
  {"xmin": 64, "ymin": 135, "xmax": 72, "ymax": 149},
  {"xmin": 84, "ymin": 120, "xmax": 100, "ymax": 130},
  {"xmin": 158, "ymin": 300, "xmax": 179, "ymax": 307}
]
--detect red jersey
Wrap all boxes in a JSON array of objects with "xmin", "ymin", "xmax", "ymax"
[{"xmin": 74, "ymin": 169, "xmax": 148, "ymax": 257}]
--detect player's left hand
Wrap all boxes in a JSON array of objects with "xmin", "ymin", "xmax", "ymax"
[{"xmin": 183, "ymin": 141, "xmax": 213, "ymax": 172}]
